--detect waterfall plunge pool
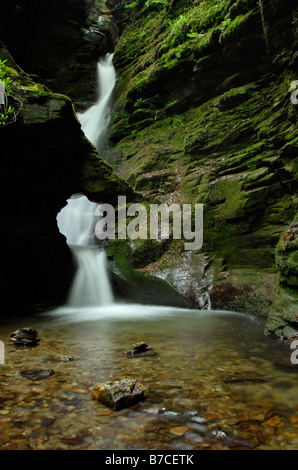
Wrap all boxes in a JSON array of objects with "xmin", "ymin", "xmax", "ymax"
[{"xmin": 0, "ymin": 309, "xmax": 298, "ymax": 450}]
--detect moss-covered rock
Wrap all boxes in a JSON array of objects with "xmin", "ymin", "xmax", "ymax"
[
  {"xmin": 275, "ymin": 215, "xmax": 298, "ymax": 288},
  {"xmin": 106, "ymin": 0, "xmax": 297, "ymax": 324},
  {"xmin": 107, "ymin": 239, "xmax": 192, "ymax": 307},
  {"xmin": 91, "ymin": 379, "xmax": 149, "ymax": 410},
  {"xmin": 265, "ymin": 286, "xmax": 298, "ymax": 337}
]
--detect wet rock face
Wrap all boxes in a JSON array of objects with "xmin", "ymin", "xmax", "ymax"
[
  {"xmin": 91, "ymin": 379, "xmax": 149, "ymax": 410},
  {"xmin": 265, "ymin": 215, "xmax": 298, "ymax": 336},
  {"xmin": 276, "ymin": 217, "xmax": 298, "ymax": 289},
  {"xmin": 0, "ymin": 92, "xmax": 83, "ymax": 312}
]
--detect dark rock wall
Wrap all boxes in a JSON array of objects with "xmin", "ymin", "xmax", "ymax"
[
  {"xmin": 0, "ymin": 0, "xmax": 118, "ymax": 103},
  {"xmin": 0, "ymin": 64, "xmax": 131, "ymax": 313},
  {"xmin": 0, "ymin": 1, "xmax": 133, "ymax": 314},
  {"xmin": 1, "ymin": 91, "xmax": 83, "ymax": 312}
]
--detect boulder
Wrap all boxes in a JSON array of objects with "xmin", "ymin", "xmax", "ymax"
[{"xmin": 91, "ymin": 379, "xmax": 148, "ymax": 410}]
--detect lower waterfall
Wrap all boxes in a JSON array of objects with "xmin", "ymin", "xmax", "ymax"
[{"xmin": 57, "ymin": 195, "xmax": 114, "ymax": 308}]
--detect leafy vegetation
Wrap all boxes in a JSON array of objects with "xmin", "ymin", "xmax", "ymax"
[
  {"xmin": 0, "ymin": 59, "xmax": 14, "ymax": 94},
  {"xmin": 0, "ymin": 105, "xmax": 15, "ymax": 126},
  {"xmin": 0, "ymin": 59, "xmax": 15, "ymax": 125}
]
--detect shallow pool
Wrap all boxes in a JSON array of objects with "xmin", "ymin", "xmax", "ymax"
[{"xmin": 0, "ymin": 308, "xmax": 297, "ymax": 450}]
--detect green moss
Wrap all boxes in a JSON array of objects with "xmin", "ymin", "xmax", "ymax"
[
  {"xmin": 106, "ymin": 239, "xmax": 189, "ymax": 305},
  {"xmin": 266, "ymin": 286, "xmax": 298, "ymax": 335},
  {"xmin": 264, "ymin": 195, "xmax": 294, "ymax": 225},
  {"xmin": 131, "ymin": 238, "xmax": 171, "ymax": 268},
  {"xmin": 109, "ymin": 0, "xmax": 296, "ymax": 299},
  {"xmin": 274, "ymin": 213, "xmax": 298, "ymax": 289},
  {"xmin": 216, "ymin": 85, "xmax": 255, "ymax": 110},
  {"xmin": 220, "ymin": 11, "xmax": 254, "ymax": 43}
]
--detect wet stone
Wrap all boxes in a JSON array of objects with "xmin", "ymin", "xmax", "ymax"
[
  {"xmin": 19, "ymin": 370, "xmax": 55, "ymax": 381},
  {"xmin": 236, "ymin": 419, "xmax": 264, "ymax": 433},
  {"xmin": 91, "ymin": 379, "xmax": 149, "ymax": 410},
  {"xmin": 122, "ymin": 342, "xmax": 157, "ymax": 358},
  {"xmin": 169, "ymin": 425, "xmax": 188, "ymax": 437},
  {"xmin": 10, "ymin": 328, "xmax": 40, "ymax": 346},
  {"xmin": 283, "ymin": 326, "xmax": 298, "ymax": 340}
]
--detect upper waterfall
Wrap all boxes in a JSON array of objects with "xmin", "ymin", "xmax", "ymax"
[{"xmin": 77, "ymin": 53, "xmax": 116, "ymax": 154}]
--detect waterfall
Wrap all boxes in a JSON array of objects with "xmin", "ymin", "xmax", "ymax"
[
  {"xmin": 57, "ymin": 52, "xmax": 116, "ymax": 308},
  {"xmin": 57, "ymin": 196, "xmax": 114, "ymax": 307},
  {"xmin": 77, "ymin": 53, "xmax": 116, "ymax": 154}
]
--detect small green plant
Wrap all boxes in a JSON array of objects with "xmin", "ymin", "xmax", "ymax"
[
  {"xmin": 0, "ymin": 105, "xmax": 15, "ymax": 126},
  {"xmin": 133, "ymin": 97, "xmax": 144, "ymax": 108},
  {"xmin": 166, "ymin": 115, "xmax": 185, "ymax": 128},
  {"xmin": 187, "ymin": 31, "xmax": 205, "ymax": 39},
  {"xmin": 168, "ymin": 14, "xmax": 190, "ymax": 46},
  {"xmin": 145, "ymin": 0, "xmax": 166, "ymax": 9},
  {"xmin": 124, "ymin": 1, "xmax": 139, "ymax": 9},
  {"xmin": 0, "ymin": 59, "xmax": 14, "ymax": 94}
]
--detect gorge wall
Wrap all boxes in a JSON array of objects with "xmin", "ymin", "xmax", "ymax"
[{"xmin": 105, "ymin": 0, "xmax": 298, "ymax": 337}]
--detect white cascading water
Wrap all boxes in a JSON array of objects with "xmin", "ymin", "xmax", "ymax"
[
  {"xmin": 57, "ymin": 196, "xmax": 114, "ymax": 307},
  {"xmin": 77, "ymin": 53, "xmax": 116, "ymax": 154},
  {"xmin": 56, "ymin": 52, "xmax": 115, "ymax": 308}
]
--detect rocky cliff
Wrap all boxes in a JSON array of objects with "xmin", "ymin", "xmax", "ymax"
[{"xmin": 106, "ymin": 0, "xmax": 298, "ymax": 336}]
